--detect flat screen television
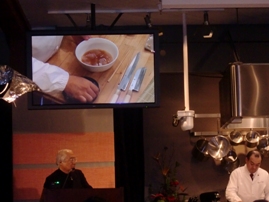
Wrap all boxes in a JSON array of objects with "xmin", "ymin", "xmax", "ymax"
[{"xmin": 26, "ymin": 28, "xmax": 160, "ymax": 109}]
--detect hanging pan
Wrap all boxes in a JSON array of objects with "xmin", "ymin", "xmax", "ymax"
[{"xmin": 192, "ymin": 138, "xmax": 210, "ymax": 162}]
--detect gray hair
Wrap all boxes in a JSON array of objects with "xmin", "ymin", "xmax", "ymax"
[{"xmin": 56, "ymin": 149, "xmax": 73, "ymax": 166}]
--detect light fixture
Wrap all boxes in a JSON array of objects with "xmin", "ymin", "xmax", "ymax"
[
  {"xmin": 0, "ymin": 65, "xmax": 62, "ymax": 104},
  {"xmin": 0, "ymin": 65, "xmax": 41, "ymax": 103},
  {"xmin": 86, "ymin": 13, "xmax": 91, "ymax": 27},
  {"xmin": 144, "ymin": 13, "xmax": 152, "ymax": 28},
  {"xmin": 202, "ymin": 11, "xmax": 213, "ymax": 38}
]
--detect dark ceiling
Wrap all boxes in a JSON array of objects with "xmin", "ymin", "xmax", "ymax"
[
  {"xmin": 1, "ymin": 0, "xmax": 269, "ymax": 74},
  {"xmin": 11, "ymin": 0, "xmax": 269, "ymax": 29},
  {"xmin": 1, "ymin": 0, "xmax": 269, "ymax": 36}
]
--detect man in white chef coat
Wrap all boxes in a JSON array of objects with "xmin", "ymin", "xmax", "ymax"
[
  {"xmin": 32, "ymin": 35, "xmax": 99, "ymax": 103},
  {"xmin": 225, "ymin": 149, "xmax": 269, "ymax": 202}
]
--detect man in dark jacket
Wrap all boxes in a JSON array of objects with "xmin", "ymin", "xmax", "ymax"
[
  {"xmin": 43, "ymin": 149, "xmax": 92, "ymax": 189},
  {"xmin": 40, "ymin": 149, "xmax": 92, "ymax": 201}
]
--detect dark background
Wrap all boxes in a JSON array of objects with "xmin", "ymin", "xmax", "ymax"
[{"xmin": 2, "ymin": 23, "xmax": 269, "ymax": 202}]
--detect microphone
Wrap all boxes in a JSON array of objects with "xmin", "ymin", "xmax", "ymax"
[
  {"xmin": 62, "ymin": 168, "xmax": 75, "ymax": 189},
  {"xmin": 70, "ymin": 168, "xmax": 75, "ymax": 181}
]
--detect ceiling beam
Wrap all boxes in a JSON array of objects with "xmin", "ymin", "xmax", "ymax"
[{"xmin": 162, "ymin": 0, "xmax": 269, "ymax": 9}]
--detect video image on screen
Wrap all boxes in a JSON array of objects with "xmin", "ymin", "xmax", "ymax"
[{"xmin": 27, "ymin": 30, "xmax": 159, "ymax": 109}]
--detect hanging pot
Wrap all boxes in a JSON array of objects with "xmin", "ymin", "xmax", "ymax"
[
  {"xmin": 228, "ymin": 130, "xmax": 244, "ymax": 145},
  {"xmin": 221, "ymin": 150, "xmax": 240, "ymax": 174},
  {"xmin": 245, "ymin": 130, "xmax": 260, "ymax": 148},
  {"xmin": 257, "ymin": 137, "xmax": 269, "ymax": 157},
  {"xmin": 192, "ymin": 139, "xmax": 210, "ymax": 161},
  {"xmin": 207, "ymin": 135, "xmax": 231, "ymax": 159}
]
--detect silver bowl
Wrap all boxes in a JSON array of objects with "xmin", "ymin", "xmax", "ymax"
[{"xmin": 207, "ymin": 135, "xmax": 231, "ymax": 159}]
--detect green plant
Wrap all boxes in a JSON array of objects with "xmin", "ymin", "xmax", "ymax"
[{"xmin": 149, "ymin": 147, "xmax": 187, "ymax": 202}]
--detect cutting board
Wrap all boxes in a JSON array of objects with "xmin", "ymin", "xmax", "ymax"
[{"xmin": 46, "ymin": 34, "xmax": 154, "ymax": 104}]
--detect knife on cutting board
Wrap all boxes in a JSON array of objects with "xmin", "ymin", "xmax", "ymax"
[
  {"xmin": 110, "ymin": 52, "xmax": 140, "ymax": 103},
  {"xmin": 123, "ymin": 67, "xmax": 147, "ymax": 103}
]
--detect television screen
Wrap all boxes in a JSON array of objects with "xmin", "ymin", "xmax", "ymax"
[{"xmin": 26, "ymin": 29, "xmax": 160, "ymax": 109}]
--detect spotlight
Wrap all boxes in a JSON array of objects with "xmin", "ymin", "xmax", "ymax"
[
  {"xmin": 144, "ymin": 13, "xmax": 152, "ymax": 28},
  {"xmin": 202, "ymin": 11, "xmax": 213, "ymax": 38},
  {"xmin": 86, "ymin": 13, "xmax": 91, "ymax": 27},
  {"xmin": 203, "ymin": 11, "xmax": 210, "ymax": 26}
]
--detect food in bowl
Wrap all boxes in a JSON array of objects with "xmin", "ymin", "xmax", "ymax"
[
  {"xmin": 81, "ymin": 49, "xmax": 113, "ymax": 66},
  {"xmin": 75, "ymin": 38, "xmax": 119, "ymax": 72}
]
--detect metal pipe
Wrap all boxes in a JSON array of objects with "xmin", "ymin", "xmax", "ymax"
[
  {"xmin": 48, "ymin": 8, "xmax": 224, "ymax": 14},
  {"xmin": 182, "ymin": 12, "xmax": 189, "ymax": 110},
  {"xmin": 91, "ymin": 3, "xmax": 96, "ymax": 30},
  {"xmin": 109, "ymin": 13, "xmax": 123, "ymax": 29},
  {"xmin": 64, "ymin": 14, "xmax": 78, "ymax": 28}
]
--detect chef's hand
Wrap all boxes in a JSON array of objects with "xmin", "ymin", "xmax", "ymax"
[
  {"xmin": 71, "ymin": 35, "xmax": 91, "ymax": 45},
  {"xmin": 64, "ymin": 75, "xmax": 99, "ymax": 103}
]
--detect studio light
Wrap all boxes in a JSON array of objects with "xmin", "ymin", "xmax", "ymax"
[
  {"xmin": 202, "ymin": 11, "xmax": 213, "ymax": 38},
  {"xmin": 144, "ymin": 13, "xmax": 152, "ymax": 28},
  {"xmin": 0, "ymin": 65, "xmax": 63, "ymax": 104},
  {"xmin": 0, "ymin": 65, "xmax": 41, "ymax": 103},
  {"xmin": 86, "ymin": 13, "xmax": 91, "ymax": 27}
]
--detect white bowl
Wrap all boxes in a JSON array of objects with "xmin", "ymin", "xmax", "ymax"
[{"xmin": 75, "ymin": 38, "xmax": 119, "ymax": 72}]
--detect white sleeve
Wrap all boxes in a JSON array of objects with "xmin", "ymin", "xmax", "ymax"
[
  {"xmin": 225, "ymin": 170, "xmax": 242, "ymax": 202},
  {"xmin": 32, "ymin": 57, "xmax": 69, "ymax": 93},
  {"xmin": 265, "ymin": 173, "xmax": 269, "ymax": 201},
  {"xmin": 32, "ymin": 36, "xmax": 63, "ymax": 62}
]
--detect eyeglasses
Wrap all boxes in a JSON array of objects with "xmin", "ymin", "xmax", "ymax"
[{"xmin": 64, "ymin": 157, "xmax": 77, "ymax": 163}]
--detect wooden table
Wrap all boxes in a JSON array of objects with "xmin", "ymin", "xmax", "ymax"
[{"xmin": 46, "ymin": 34, "xmax": 155, "ymax": 104}]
